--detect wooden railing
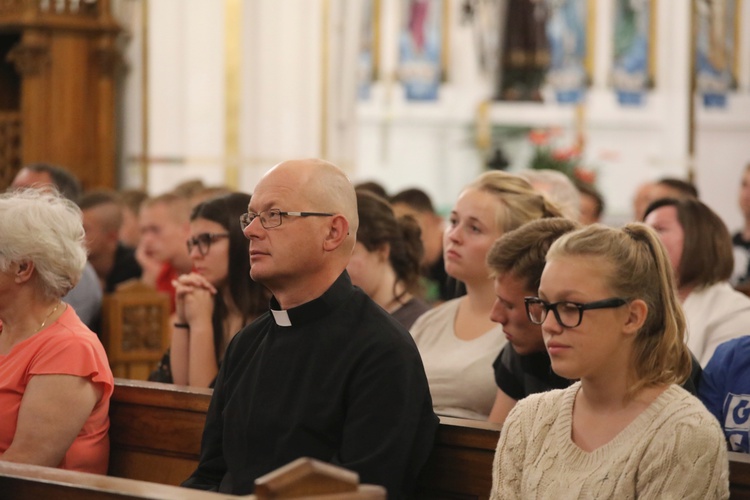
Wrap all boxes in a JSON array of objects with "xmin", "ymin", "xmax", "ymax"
[
  {"xmin": 0, "ymin": 458, "xmax": 386, "ymax": 499},
  {"xmin": 108, "ymin": 380, "xmax": 750, "ymax": 499}
]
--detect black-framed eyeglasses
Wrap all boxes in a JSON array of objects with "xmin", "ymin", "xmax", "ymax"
[
  {"xmin": 239, "ymin": 209, "xmax": 335, "ymax": 230},
  {"xmin": 524, "ymin": 296, "xmax": 628, "ymax": 328},
  {"xmin": 187, "ymin": 232, "xmax": 230, "ymax": 257}
]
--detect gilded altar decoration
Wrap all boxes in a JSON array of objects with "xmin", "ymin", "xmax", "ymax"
[
  {"xmin": 7, "ymin": 41, "xmax": 50, "ymax": 76},
  {"xmin": 358, "ymin": 0, "xmax": 380, "ymax": 100}
]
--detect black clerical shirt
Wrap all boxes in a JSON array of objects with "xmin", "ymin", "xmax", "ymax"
[{"xmin": 182, "ymin": 271, "xmax": 438, "ymax": 498}]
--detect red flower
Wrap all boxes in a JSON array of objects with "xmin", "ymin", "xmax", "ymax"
[
  {"xmin": 552, "ymin": 148, "xmax": 576, "ymax": 161},
  {"xmin": 529, "ymin": 129, "xmax": 550, "ymax": 146}
]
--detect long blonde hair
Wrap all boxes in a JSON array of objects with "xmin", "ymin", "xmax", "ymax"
[
  {"xmin": 547, "ymin": 223, "xmax": 692, "ymax": 395},
  {"xmin": 466, "ymin": 171, "xmax": 564, "ymax": 233}
]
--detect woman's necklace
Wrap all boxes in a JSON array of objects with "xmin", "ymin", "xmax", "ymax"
[{"xmin": 37, "ymin": 302, "xmax": 61, "ymax": 333}]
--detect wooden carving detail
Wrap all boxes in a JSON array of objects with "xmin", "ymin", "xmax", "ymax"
[
  {"xmin": 121, "ymin": 303, "xmax": 164, "ymax": 352},
  {"xmin": 91, "ymin": 44, "xmax": 124, "ymax": 76},
  {"xmin": 0, "ymin": 113, "xmax": 22, "ymax": 191},
  {"xmin": 7, "ymin": 42, "xmax": 50, "ymax": 76}
]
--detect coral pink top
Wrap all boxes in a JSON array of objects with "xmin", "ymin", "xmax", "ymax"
[{"xmin": 0, "ymin": 306, "xmax": 114, "ymax": 473}]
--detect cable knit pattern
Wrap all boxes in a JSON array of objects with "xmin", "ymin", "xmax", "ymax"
[{"xmin": 491, "ymin": 382, "xmax": 729, "ymax": 499}]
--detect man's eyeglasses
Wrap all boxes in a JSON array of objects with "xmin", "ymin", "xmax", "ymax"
[
  {"xmin": 524, "ymin": 296, "xmax": 628, "ymax": 328},
  {"xmin": 239, "ymin": 209, "xmax": 334, "ymax": 230},
  {"xmin": 187, "ymin": 232, "xmax": 230, "ymax": 257}
]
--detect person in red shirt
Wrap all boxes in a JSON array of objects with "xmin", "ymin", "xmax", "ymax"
[{"xmin": 136, "ymin": 192, "xmax": 194, "ymax": 311}]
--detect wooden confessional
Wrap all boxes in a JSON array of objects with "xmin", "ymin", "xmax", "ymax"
[{"xmin": 0, "ymin": 0, "xmax": 122, "ymax": 191}]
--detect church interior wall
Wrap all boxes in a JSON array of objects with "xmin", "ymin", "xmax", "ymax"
[{"xmin": 117, "ymin": 0, "xmax": 750, "ymax": 230}]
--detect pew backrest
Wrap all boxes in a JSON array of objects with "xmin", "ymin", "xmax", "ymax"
[
  {"xmin": 109, "ymin": 380, "xmax": 750, "ymax": 499},
  {"xmin": 108, "ymin": 378, "xmax": 210, "ymax": 485},
  {"xmin": 102, "ymin": 280, "xmax": 171, "ymax": 380}
]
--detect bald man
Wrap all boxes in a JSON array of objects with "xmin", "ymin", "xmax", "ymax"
[{"xmin": 182, "ymin": 159, "xmax": 437, "ymax": 498}]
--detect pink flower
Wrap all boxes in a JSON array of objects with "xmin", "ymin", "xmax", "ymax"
[{"xmin": 529, "ymin": 129, "xmax": 549, "ymax": 146}]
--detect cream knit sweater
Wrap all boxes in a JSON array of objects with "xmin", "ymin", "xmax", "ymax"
[{"xmin": 491, "ymin": 382, "xmax": 729, "ymax": 499}]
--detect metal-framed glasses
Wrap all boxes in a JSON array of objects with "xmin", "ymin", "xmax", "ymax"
[
  {"xmin": 186, "ymin": 232, "xmax": 230, "ymax": 257},
  {"xmin": 524, "ymin": 296, "xmax": 628, "ymax": 328},
  {"xmin": 239, "ymin": 209, "xmax": 334, "ymax": 230}
]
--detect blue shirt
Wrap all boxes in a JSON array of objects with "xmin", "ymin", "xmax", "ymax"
[{"xmin": 699, "ymin": 335, "xmax": 750, "ymax": 452}]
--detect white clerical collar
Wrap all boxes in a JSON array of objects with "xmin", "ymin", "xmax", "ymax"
[{"xmin": 271, "ymin": 308, "xmax": 292, "ymax": 327}]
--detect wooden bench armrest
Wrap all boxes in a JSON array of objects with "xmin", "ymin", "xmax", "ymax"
[{"xmin": 0, "ymin": 460, "xmax": 251, "ymax": 499}]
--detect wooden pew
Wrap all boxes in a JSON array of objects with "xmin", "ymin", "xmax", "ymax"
[
  {"xmin": 109, "ymin": 379, "xmax": 210, "ymax": 485},
  {"xmin": 110, "ymin": 380, "xmax": 750, "ymax": 499},
  {"xmin": 102, "ymin": 281, "xmax": 171, "ymax": 380},
  {"xmin": 0, "ymin": 458, "xmax": 385, "ymax": 499},
  {"xmin": 109, "ymin": 380, "xmax": 497, "ymax": 498},
  {"xmin": 730, "ymin": 452, "xmax": 750, "ymax": 499},
  {"xmin": 415, "ymin": 417, "xmax": 498, "ymax": 500}
]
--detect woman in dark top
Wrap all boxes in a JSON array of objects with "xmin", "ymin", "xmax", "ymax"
[
  {"xmin": 170, "ymin": 192, "xmax": 267, "ymax": 387},
  {"xmin": 348, "ymin": 190, "xmax": 430, "ymax": 328}
]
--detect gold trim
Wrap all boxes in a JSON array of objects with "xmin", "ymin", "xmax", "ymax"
[
  {"xmin": 320, "ymin": 0, "xmax": 330, "ymax": 158},
  {"xmin": 734, "ymin": 0, "xmax": 742, "ymax": 85},
  {"xmin": 372, "ymin": 0, "xmax": 381, "ymax": 80},
  {"xmin": 475, "ymin": 100, "xmax": 490, "ymax": 151},
  {"xmin": 585, "ymin": 0, "xmax": 596, "ymax": 82},
  {"xmin": 440, "ymin": 0, "xmax": 449, "ymax": 82},
  {"xmin": 224, "ymin": 0, "xmax": 241, "ymax": 189},
  {"xmin": 125, "ymin": 155, "xmax": 291, "ymax": 167},
  {"xmin": 688, "ymin": 0, "xmax": 697, "ymax": 182},
  {"xmin": 140, "ymin": 0, "xmax": 149, "ymax": 189},
  {"xmin": 649, "ymin": 0, "xmax": 658, "ymax": 86}
]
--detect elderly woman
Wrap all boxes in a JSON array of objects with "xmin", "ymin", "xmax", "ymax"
[{"xmin": 0, "ymin": 189, "xmax": 113, "ymax": 473}]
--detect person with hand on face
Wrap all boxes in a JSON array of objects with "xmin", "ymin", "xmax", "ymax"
[
  {"xmin": 491, "ymin": 223, "xmax": 729, "ymax": 499},
  {"xmin": 347, "ymin": 190, "xmax": 430, "ymax": 329},
  {"xmin": 169, "ymin": 193, "xmax": 267, "ymax": 388},
  {"xmin": 0, "ymin": 189, "xmax": 113, "ymax": 473},
  {"xmin": 410, "ymin": 171, "xmax": 563, "ymax": 421},
  {"xmin": 182, "ymin": 159, "xmax": 437, "ymax": 499}
]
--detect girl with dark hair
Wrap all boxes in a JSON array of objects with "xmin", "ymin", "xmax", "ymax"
[
  {"xmin": 348, "ymin": 191, "xmax": 429, "ymax": 329},
  {"xmin": 170, "ymin": 192, "xmax": 267, "ymax": 387}
]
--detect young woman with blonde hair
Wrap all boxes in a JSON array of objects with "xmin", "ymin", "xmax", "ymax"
[
  {"xmin": 491, "ymin": 223, "xmax": 729, "ymax": 498},
  {"xmin": 410, "ymin": 170, "xmax": 562, "ymax": 420}
]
